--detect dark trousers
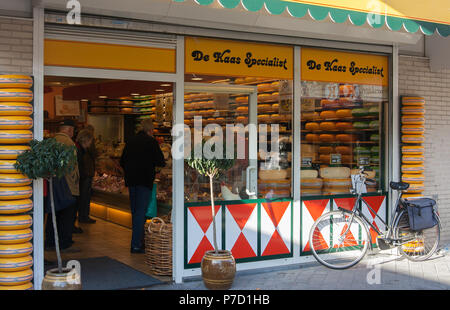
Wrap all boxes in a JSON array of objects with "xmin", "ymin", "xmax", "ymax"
[
  {"xmin": 45, "ymin": 197, "xmax": 77, "ymax": 249},
  {"xmin": 76, "ymin": 177, "xmax": 93, "ymax": 221},
  {"xmin": 129, "ymin": 185, "xmax": 151, "ymax": 249}
]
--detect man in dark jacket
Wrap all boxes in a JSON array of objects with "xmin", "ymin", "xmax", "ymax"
[{"xmin": 120, "ymin": 119, "xmax": 165, "ymax": 253}]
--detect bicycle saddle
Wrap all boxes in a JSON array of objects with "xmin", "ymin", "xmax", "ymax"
[{"xmin": 390, "ymin": 181, "xmax": 409, "ymax": 191}]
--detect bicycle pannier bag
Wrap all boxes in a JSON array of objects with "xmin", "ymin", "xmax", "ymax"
[{"xmin": 405, "ymin": 198, "xmax": 438, "ymax": 231}]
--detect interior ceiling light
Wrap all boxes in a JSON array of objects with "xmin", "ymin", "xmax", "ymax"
[
  {"xmin": 191, "ymin": 74, "xmax": 203, "ymax": 81},
  {"xmin": 160, "ymin": 83, "xmax": 171, "ymax": 87},
  {"xmin": 98, "ymin": 95, "xmax": 107, "ymax": 98},
  {"xmin": 155, "ymin": 89, "xmax": 165, "ymax": 92},
  {"xmin": 80, "ymin": 99, "xmax": 89, "ymax": 101},
  {"xmin": 130, "ymin": 93, "xmax": 140, "ymax": 96}
]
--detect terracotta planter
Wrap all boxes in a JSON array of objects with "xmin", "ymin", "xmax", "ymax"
[
  {"xmin": 41, "ymin": 268, "xmax": 81, "ymax": 290},
  {"xmin": 201, "ymin": 250, "xmax": 236, "ymax": 290}
]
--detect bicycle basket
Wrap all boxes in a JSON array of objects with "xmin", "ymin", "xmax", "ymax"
[{"xmin": 405, "ymin": 198, "xmax": 438, "ymax": 231}]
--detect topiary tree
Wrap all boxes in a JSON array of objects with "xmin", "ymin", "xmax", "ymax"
[
  {"xmin": 14, "ymin": 138, "xmax": 77, "ymax": 273},
  {"xmin": 186, "ymin": 139, "xmax": 234, "ymax": 254}
]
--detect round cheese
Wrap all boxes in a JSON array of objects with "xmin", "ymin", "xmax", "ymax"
[
  {"xmin": 370, "ymin": 134, "xmax": 380, "ymax": 141},
  {"xmin": 401, "ymin": 106, "xmax": 425, "ymax": 115},
  {"xmin": 236, "ymin": 106, "xmax": 248, "ymax": 113},
  {"xmin": 335, "ymin": 146, "xmax": 351, "ymax": 155},
  {"xmin": 305, "ymin": 134, "xmax": 320, "ymax": 142},
  {"xmin": 0, "ymin": 145, "xmax": 30, "ymax": 161},
  {"xmin": 353, "ymin": 121, "xmax": 370, "ymax": 129},
  {"xmin": 401, "ymin": 145, "xmax": 424, "ymax": 155},
  {"xmin": 0, "ymin": 174, "xmax": 31, "ymax": 187},
  {"xmin": 402, "ymin": 194, "xmax": 424, "ymax": 199},
  {"xmin": 401, "ymin": 116, "xmax": 425, "ymax": 125},
  {"xmin": 0, "ymin": 160, "xmax": 18, "ymax": 174},
  {"xmin": 259, "ymin": 169, "xmax": 289, "ymax": 181},
  {"xmin": 0, "ymin": 215, "xmax": 32, "ymax": 230},
  {"xmin": 0, "ymin": 130, "xmax": 32, "ymax": 144},
  {"xmin": 338, "ymin": 97, "xmax": 353, "ymax": 106},
  {"xmin": 369, "ymin": 121, "xmax": 379, "ymax": 129},
  {"xmin": 320, "ymin": 100, "xmax": 339, "ymax": 109},
  {"xmin": 0, "ymin": 229, "xmax": 32, "ymax": 244},
  {"xmin": 335, "ymin": 122, "xmax": 353, "ymax": 130},
  {"xmin": 323, "ymin": 178, "xmax": 352, "ymax": 188},
  {"xmin": 401, "ymin": 164, "xmax": 424, "ymax": 174},
  {"xmin": 0, "ymin": 268, "xmax": 32, "ymax": 286},
  {"xmin": 0, "ymin": 186, "xmax": 32, "ymax": 200},
  {"xmin": 258, "ymin": 114, "xmax": 271, "ymax": 122},
  {"xmin": 0, "ymin": 255, "xmax": 33, "ymax": 272},
  {"xmin": 405, "ymin": 182, "xmax": 425, "ymax": 193},
  {"xmin": 402, "ymin": 155, "xmax": 424, "ymax": 164},
  {"xmin": 402, "ymin": 97, "xmax": 425, "ymax": 106},
  {"xmin": 301, "ymin": 178, "xmax": 323, "ymax": 189},
  {"xmin": 402, "ymin": 134, "xmax": 425, "ymax": 144},
  {"xmin": 300, "ymin": 169, "xmax": 318, "ymax": 179},
  {"xmin": 401, "ymin": 125, "xmax": 425, "ymax": 135},
  {"xmin": 257, "ymin": 93, "xmax": 271, "ymax": 102},
  {"xmin": 320, "ymin": 110, "xmax": 336, "ymax": 119},
  {"xmin": 302, "ymin": 112, "xmax": 319, "ymax": 120},
  {"xmin": 320, "ymin": 167, "xmax": 351, "ymax": 179},
  {"xmin": 0, "ymin": 242, "xmax": 32, "ymax": 258},
  {"xmin": 271, "ymin": 114, "xmax": 282, "ymax": 122},
  {"xmin": 319, "ymin": 122, "xmax": 336, "ymax": 131},
  {"xmin": 0, "ymin": 102, "xmax": 32, "ymax": 116},
  {"xmin": 368, "ymin": 107, "xmax": 379, "ymax": 116},
  {"xmin": 342, "ymin": 155, "xmax": 353, "ymax": 164},
  {"xmin": 319, "ymin": 134, "xmax": 335, "ymax": 142},
  {"xmin": 319, "ymin": 154, "xmax": 331, "ymax": 164},
  {"xmin": 335, "ymin": 109, "xmax": 353, "ymax": 118},
  {"xmin": 257, "ymin": 83, "xmax": 272, "ymax": 92},
  {"xmin": 0, "ymin": 75, "xmax": 32, "ymax": 89},
  {"xmin": 318, "ymin": 146, "xmax": 334, "ymax": 154},
  {"xmin": 305, "ymin": 122, "xmax": 320, "ymax": 131},
  {"xmin": 258, "ymin": 104, "xmax": 272, "ymax": 112},
  {"xmin": 352, "ymin": 108, "xmax": 369, "ymax": 117},
  {"xmin": 336, "ymin": 134, "xmax": 356, "ymax": 142},
  {"xmin": 235, "ymin": 96, "xmax": 247, "ymax": 103},
  {"xmin": 402, "ymin": 174, "xmax": 425, "ymax": 184}
]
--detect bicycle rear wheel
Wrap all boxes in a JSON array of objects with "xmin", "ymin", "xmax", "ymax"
[
  {"xmin": 394, "ymin": 209, "xmax": 440, "ymax": 261},
  {"xmin": 309, "ymin": 210, "xmax": 370, "ymax": 269}
]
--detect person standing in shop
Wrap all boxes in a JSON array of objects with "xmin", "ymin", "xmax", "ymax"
[
  {"xmin": 120, "ymin": 119, "xmax": 165, "ymax": 253},
  {"xmin": 75, "ymin": 129, "xmax": 96, "ymax": 225},
  {"xmin": 46, "ymin": 119, "xmax": 81, "ymax": 253}
]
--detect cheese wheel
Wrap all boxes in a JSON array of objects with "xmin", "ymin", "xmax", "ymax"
[
  {"xmin": 0, "ymin": 75, "xmax": 32, "ymax": 89},
  {"xmin": 401, "ymin": 165, "xmax": 424, "ymax": 174},
  {"xmin": 336, "ymin": 134, "xmax": 356, "ymax": 142},
  {"xmin": 401, "ymin": 125, "xmax": 425, "ymax": 135},
  {"xmin": 318, "ymin": 146, "xmax": 334, "ymax": 154},
  {"xmin": 0, "ymin": 102, "xmax": 32, "ymax": 116},
  {"xmin": 257, "ymin": 93, "xmax": 271, "ymax": 102},
  {"xmin": 319, "ymin": 154, "xmax": 331, "ymax": 164},
  {"xmin": 405, "ymin": 182, "xmax": 425, "ymax": 193},
  {"xmin": 401, "ymin": 106, "xmax": 425, "ymax": 115},
  {"xmin": 259, "ymin": 169, "xmax": 289, "ymax": 181},
  {"xmin": 305, "ymin": 122, "xmax": 320, "ymax": 131},
  {"xmin": 302, "ymin": 112, "xmax": 319, "ymax": 121},
  {"xmin": 271, "ymin": 114, "xmax": 282, "ymax": 122},
  {"xmin": 402, "ymin": 135, "xmax": 424, "ymax": 144},
  {"xmin": 342, "ymin": 155, "xmax": 353, "ymax": 164},
  {"xmin": 0, "ymin": 130, "xmax": 32, "ymax": 144},
  {"xmin": 236, "ymin": 116, "xmax": 247, "ymax": 123},
  {"xmin": 301, "ymin": 188, "xmax": 322, "ymax": 196},
  {"xmin": 120, "ymin": 107, "xmax": 132, "ymax": 113},
  {"xmin": 319, "ymin": 134, "xmax": 335, "ymax": 142},
  {"xmin": 0, "ymin": 174, "xmax": 31, "ymax": 187},
  {"xmin": 0, "ymin": 186, "xmax": 32, "ymax": 200},
  {"xmin": 301, "ymin": 178, "xmax": 323, "ymax": 189},
  {"xmin": 402, "ymin": 155, "xmax": 424, "ymax": 164},
  {"xmin": 368, "ymin": 107, "xmax": 379, "ymax": 116},
  {"xmin": 402, "ymin": 97, "xmax": 425, "ymax": 106},
  {"xmin": 339, "ymin": 85, "xmax": 354, "ymax": 97},
  {"xmin": 0, "ymin": 242, "xmax": 32, "ymax": 258},
  {"xmin": 0, "ymin": 229, "xmax": 32, "ymax": 244},
  {"xmin": 0, "ymin": 215, "xmax": 32, "ymax": 230},
  {"xmin": 320, "ymin": 167, "xmax": 351, "ymax": 179},
  {"xmin": 401, "ymin": 145, "xmax": 424, "ymax": 155},
  {"xmin": 257, "ymin": 83, "xmax": 272, "ymax": 92},
  {"xmin": 370, "ymin": 134, "xmax": 380, "ymax": 141},
  {"xmin": 401, "ymin": 116, "xmax": 424, "ymax": 125},
  {"xmin": 300, "ymin": 169, "xmax": 318, "ymax": 179},
  {"xmin": 0, "ymin": 282, "xmax": 33, "ymax": 290},
  {"xmin": 305, "ymin": 134, "xmax": 319, "ymax": 142},
  {"xmin": 319, "ymin": 110, "xmax": 336, "ymax": 119},
  {"xmin": 335, "ymin": 109, "xmax": 353, "ymax": 118},
  {"xmin": 320, "ymin": 99, "xmax": 339, "ymax": 109},
  {"xmin": 402, "ymin": 194, "xmax": 424, "ymax": 199},
  {"xmin": 258, "ymin": 104, "xmax": 272, "ymax": 112},
  {"xmin": 0, "ymin": 268, "xmax": 32, "ymax": 286},
  {"xmin": 235, "ymin": 96, "xmax": 247, "ymax": 103},
  {"xmin": 0, "ymin": 255, "xmax": 32, "ymax": 272},
  {"xmin": 335, "ymin": 122, "xmax": 353, "ymax": 130},
  {"xmin": 258, "ymin": 114, "xmax": 271, "ymax": 122},
  {"xmin": 0, "ymin": 89, "xmax": 33, "ymax": 102},
  {"xmin": 0, "ymin": 160, "xmax": 18, "ymax": 173},
  {"xmin": 402, "ymin": 174, "xmax": 425, "ymax": 184},
  {"xmin": 352, "ymin": 108, "xmax": 369, "ymax": 117},
  {"xmin": 236, "ymin": 106, "xmax": 248, "ymax": 113},
  {"xmin": 335, "ymin": 146, "xmax": 351, "ymax": 155},
  {"xmin": 353, "ymin": 121, "xmax": 370, "ymax": 129},
  {"xmin": 323, "ymin": 187, "xmax": 350, "ymax": 195},
  {"xmin": 319, "ymin": 122, "xmax": 336, "ymax": 131},
  {"xmin": 369, "ymin": 121, "xmax": 379, "ymax": 129},
  {"xmin": 323, "ymin": 178, "xmax": 352, "ymax": 188},
  {"xmin": 338, "ymin": 97, "xmax": 353, "ymax": 106},
  {"xmin": 0, "ymin": 199, "xmax": 32, "ymax": 215}
]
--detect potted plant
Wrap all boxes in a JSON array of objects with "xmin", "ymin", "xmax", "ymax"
[
  {"xmin": 187, "ymin": 140, "xmax": 236, "ymax": 290},
  {"xmin": 14, "ymin": 138, "xmax": 81, "ymax": 290}
]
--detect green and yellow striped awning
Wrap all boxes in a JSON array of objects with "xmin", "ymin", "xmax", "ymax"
[{"xmin": 174, "ymin": 0, "xmax": 450, "ymax": 37}]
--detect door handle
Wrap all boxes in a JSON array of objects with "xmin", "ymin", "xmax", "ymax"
[{"xmin": 246, "ymin": 166, "xmax": 257, "ymax": 196}]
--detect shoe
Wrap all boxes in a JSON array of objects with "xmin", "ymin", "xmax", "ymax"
[
  {"xmin": 73, "ymin": 226, "xmax": 83, "ymax": 234},
  {"xmin": 61, "ymin": 246, "xmax": 81, "ymax": 253},
  {"xmin": 130, "ymin": 247, "xmax": 145, "ymax": 254},
  {"xmin": 79, "ymin": 218, "xmax": 96, "ymax": 224}
]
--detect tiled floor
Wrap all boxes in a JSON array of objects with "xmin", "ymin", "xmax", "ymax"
[{"xmin": 44, "ymin": 216, "xmax": 172, "ymax": 283}]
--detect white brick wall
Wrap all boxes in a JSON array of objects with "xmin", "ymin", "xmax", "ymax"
[
  {"xmin": 0, "ymin": 16, "xmax": 33, "ymax": 74},
  {"xmin": 399, "ymin": 55, "xmax": 450, "ymax": 245}
]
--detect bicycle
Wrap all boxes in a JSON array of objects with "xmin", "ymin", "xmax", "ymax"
[{"xmin": 308, "ymin": 166, "xmax": 441, "ymax": 269}]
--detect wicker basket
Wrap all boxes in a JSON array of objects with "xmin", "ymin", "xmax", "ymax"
[{"xmin": 144, "ymin": 216, "xmax": 172, "ymax": 276}]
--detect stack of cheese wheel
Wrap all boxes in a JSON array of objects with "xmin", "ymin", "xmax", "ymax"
[
  {"xmin": 401, "ymin": 97, "xmax": 425, "ymax": 197},
  {"xmin": 300, "ymin": 169, "xmax": 322, "ymax": 196},
  {"xmin": 0, "ymin": 75, "xmax": 33, "ymax": 290},
  {"xmin": 320, "ymin": 167, "xmax": 351, "ymax": 195}
]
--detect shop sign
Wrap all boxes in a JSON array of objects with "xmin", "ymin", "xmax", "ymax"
[
  {"xmin": 185, "ymin": 37, "xmax": 293, "ymax": 79},
  {"xmin": 301, "ymin": 48, "xmax": 388, "ymax": 86}
]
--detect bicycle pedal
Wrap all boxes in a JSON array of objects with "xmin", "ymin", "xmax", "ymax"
[{"xmin": 376, "ymin": 236, "xmax": 392, "ymax": 250}]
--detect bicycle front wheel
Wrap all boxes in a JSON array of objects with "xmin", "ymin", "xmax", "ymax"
[
  {"xmin": 309, "ymin": 210, "xmax": 370, "ymax": 269},
  {"xmin": 394, "ymin": 209, "xmax": 440, "ymax": 261}
]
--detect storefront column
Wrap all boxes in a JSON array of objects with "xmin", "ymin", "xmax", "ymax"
[
  {"xmin": 32, "ymin": 5, "xmax": 45, "ymax": 290},
  {"xmin": 173, "ymin": 35, "xmax": 185, "ymax": 284}
]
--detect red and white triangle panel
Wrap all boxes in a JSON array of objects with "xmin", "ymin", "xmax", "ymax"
[
  {"xmin": 260, "ymin": 201, "xmax": 292, "ymax": 256},
  {"xmin": 301, "ymin": 199, "xmax": 331, "ymax": 253},
  {"xmin": 187, "ymin": 205, "xmax": 222, "ymax": 265},
  {"xmin": 361, "ymin": 196, "xmax": 386, "ymax": 244},
  {"xmin": 225, "ymin": 203, "xmax": 258, "ymax": 259}
]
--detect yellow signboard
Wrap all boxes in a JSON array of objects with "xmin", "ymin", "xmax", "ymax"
[
  {"xmin": 286, "ymin": 0, "xmax": 450, "ymax": 25},
  {"xmin": 185, "ymin": 37, "xmax": 293, "ymax": 79},
  {"xmin": 44, "ymin": 39, "xmax": 176, "ymax": 73},
  {"xmin": 301, "ymin": 48, "xmax": 389, "ymax": 86}
]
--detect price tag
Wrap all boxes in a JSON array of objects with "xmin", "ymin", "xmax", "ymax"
[
  {"xmin": 301, "ymin": 156, "xmax": 312, "ymax": 167},
  {"xmin": 330, "ymin": 153, "xmax": 341, "ymax": 165},
  {"xmin": 358, "ymin": 156, "xmax": 370, "ymax": 166}
]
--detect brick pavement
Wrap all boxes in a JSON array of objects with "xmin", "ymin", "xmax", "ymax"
[{"xmin": 149, "ymin": 248, "xmax": 450, "ymax": 290}]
